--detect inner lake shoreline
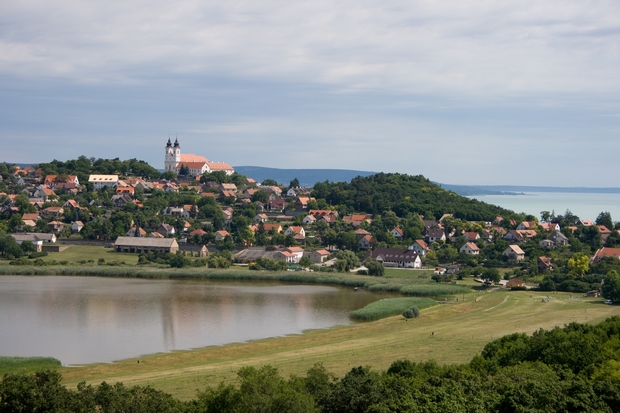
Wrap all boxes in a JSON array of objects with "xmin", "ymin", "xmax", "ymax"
[{"xmin": 0, "ymin": 265, "xmax": 471, "ymax": 298}]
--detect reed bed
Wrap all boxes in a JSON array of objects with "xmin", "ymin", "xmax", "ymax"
[
  {"xmin": 350, "ymin": 297, "xmax": 438, "ymax": 321},
  {"xmin": 0, "ymin": 356, "xmax": 61, "ymax": 375},
  {"xmin": 0, "ymin": 266, "xmax": 472, "ymax": 299}
]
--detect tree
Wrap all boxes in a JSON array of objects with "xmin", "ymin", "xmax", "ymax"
[
  {"xmin": 482, "ymin": 268, "xmax": 501, "ymax": 284},
  {"xmin": 568, "ymin": 253, "xmax": 589, "ymax": 276},
  {"xmin": 251, "ymin": 190, "xmax": 269, "ymax": 204},
  {"xmin": 261, "ymin": 179, "xmax": 279, "ymax": 186},
  {"xmin": 364, "ymin": 259, "xmax": 385, "ymax": 276},
  {"xmin": 602, "ymin": 270, "xmax": 620, "ymax": 303},
  {"xmin": 335, "ymin": 250, "xmax": 360, "ymax": 272},
  {"xmin": 161, "ymin": 170, "xmax": 177, "ymax": 180},
  {"xmin": 540, "ymin": 211, "xmax": 551, "ymax": 223},
  {"xmin": 289, "ymin": 178, "xmax": 300, "ymax": 188},
  {"xmin": 596, "ymin": 212, "xmax": 614, "ymax": 231}
]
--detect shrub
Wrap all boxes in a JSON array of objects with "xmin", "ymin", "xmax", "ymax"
[{"xmin": 402, "ymin": 306, "xmax": 420, "ymax": 319}]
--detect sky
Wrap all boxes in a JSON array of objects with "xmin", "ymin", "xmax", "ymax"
[{"xmin": 1, "ymin": 1, "xmax": 619, "ymax": 186}]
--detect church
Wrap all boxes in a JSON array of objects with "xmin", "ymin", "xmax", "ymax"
[{"xmin": 164, "ymin": 138, "xmax": 234, "ymax": 176}]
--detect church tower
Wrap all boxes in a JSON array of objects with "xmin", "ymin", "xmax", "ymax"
[{"xmin": 164, "ymin": 138, "xmax": 181, "ymax": 171}]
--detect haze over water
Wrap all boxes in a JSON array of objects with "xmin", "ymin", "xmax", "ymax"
[
  {"xmin": 470, "ymin": 192, "xmax": 620, "ymax": 221},
  {"xmin": 0, "ymin": 276, "xmax": 391, "ymax": 365}
]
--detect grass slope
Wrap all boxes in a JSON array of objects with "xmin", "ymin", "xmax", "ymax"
[{"xmin": 58, "ymin": 291, "xmax": 620, "ymax": 401}]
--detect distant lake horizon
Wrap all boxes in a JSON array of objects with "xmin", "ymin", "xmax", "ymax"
[{"xmin": 469, "ymin": 192, "xmax": 620, "ymax": 221}]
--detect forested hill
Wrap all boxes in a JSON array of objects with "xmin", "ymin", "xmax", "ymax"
[{"xmin": 311, "ymin": 173, "xmax": 515, "ymax": 221}]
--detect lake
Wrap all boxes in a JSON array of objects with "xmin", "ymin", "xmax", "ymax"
[
  {"xmin": 0, "ymin": 276, "xmax": 392, "ymax": 365},
  {"xmin": 470, "ymin": 192, "xmax": 620, "ymax": 221}
]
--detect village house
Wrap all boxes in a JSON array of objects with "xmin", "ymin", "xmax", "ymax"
[
  {"xmin": 214, "ymin": 230, "xmax": 231, "ymax": 241},
  {"xmin": 267, "ymin": 199, "xmax": 286, "ymax": 212},
  {"xmin": 591, "ymin": 247, "xmax": 620, "ymax": 264},
  {"xmin": 89, "ymin": 175, "xmax": 119, "ymax": 190},
  {"xmin": 71, "ymin": 221, "xmax": 84, "ymax": 233},
  {"xmin": 274, "ymin": 250, "xmax": 296, "ymax": 264},
  {"xmin": 459, "ymin": 242, "xmax": 480, "ymax": 255},
  {"xmin": 41, "ymin": 206, "xmax": 64, "ymax": 220},
  {"xmin": 506, "ymin": 278, "xmax": 525, "ymax": 288},
  {"xmin": 408, "ymin": 239, "xmax": 430, "ymax": 256},
  {"xmin": 548, "ymin": 231, "xmax": 569, "ymax": 246},
  {"xmin": 369, "ymin": 248, "xmax": 422, "ymax": 268},
  {"xmin": 342, "ymin": 213, "xmax": 372, "ymax": 227},
  {"xmin": 304, "ymin": 249, "xmax": 331, "ymax": 264},
  {"xmin": 426, "ymin": 227, "xmax": 446, "ymax": 244},
  {"xmin": 263, "ymin": 223, "xmax": 283, "ymax": 233},
  {"xmin": 538, "ymin": 256, "xmax": 554, "ymax": 272},
  {"xmin": 517, "ymin": 221, "xmax": 538, "ymax": 230},
  {"xmin": 358, "ymin": 235, "xmax": 373, "ymax": 250},
  {"xmin": 539, "ymin": 239, "xmax": 555, "ymax": 249},
  {"xmin": 540, "ymin": 222, "xmax": 561, "ymax": 232},
  {"xmin": 302, "ymin": 215, "xmax": 316, "ymax": 225},
  {"xmin": 157, "ymin": 224, "xmax": 176, "ymax": 237},
  {"xmin": 390, "ymin": 227, "xmax": 404, "ymax": 240},
  {"xmin": 464, "ymin": 232, "xmax": 480, "ymax": 242},
  {"xmin": 295, "ymin": 197, "xmax": 316, "ymax": 211},
  {"xmin": 285, "ymin": 226, "xmax": 305, "ymax": 238},
  {"xmin": 126, "ymin": 226, "xmax": 147, "ymax": 237},
  {"xmin": 283, "ymin": 246, "xmax": 304, "ymax": 262},
  {"xmin": 503, "ymin": 245, "xmax": 525, "ymax": 261},
  {"xmin": 254, "ymin": 213, "xmax": 269, "ymax": 223},
  {"xmin": 354, "ymin": 228, "xmax": 371, "ymax": 239},
  {"xmin": 598, "ymin": 225, "xmax": 612, "ymax": 241},
  {"xmin": 111, "ymin": 194, "xmax": 133, "ymax": 207}
]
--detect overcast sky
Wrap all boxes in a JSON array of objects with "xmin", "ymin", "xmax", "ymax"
[{"xmin": 1, "ymin": 1, "xmax": 619, "ymax": 186}]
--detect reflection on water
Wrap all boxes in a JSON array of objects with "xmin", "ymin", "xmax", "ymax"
[{"xmin": 0, "ymin": 276, "xmax": 390, "ymax": 365}]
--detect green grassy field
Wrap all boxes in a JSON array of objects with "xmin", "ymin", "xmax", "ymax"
[
  {"xmin": 350, "ymin": 297, "xmax": 438, "ymax": 320},
  {"xmin": 39, "ymin": 245, "xmax": 140, "ymax": 265},
  {"xmin": 57, "ymin": 290, "xmax": 620, "ymax": 401}
]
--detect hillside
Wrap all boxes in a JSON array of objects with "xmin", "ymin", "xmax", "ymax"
[{"xmin": 311, "ymin": 173, "xmax": 514, "ymax": 221}]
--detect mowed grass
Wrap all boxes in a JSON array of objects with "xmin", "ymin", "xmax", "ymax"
[
  {"xmin": 38, "ymin": 245, "xmax": 139, "ymax": 265},
  {"xmin": 350, "ymin": 297, "xmax": 438, "ymax": 320},
  {"xmin": 0, "ymin": 356, "xmax": 61, "ymax": 376},
  {"xmin": 59, "ymin": 291, "xmax": 620, "ymax": 401}
]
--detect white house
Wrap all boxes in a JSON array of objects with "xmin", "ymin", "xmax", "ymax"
[
  {"xmin": 459, "ymin": 242, "xmax": 480, "ymax": 255},
  {"xmin": 89, "ymin": 175, "xmax": 119, "ymax": 190},
  {"xmin": 408, "ymin": 239, "xmax": 430, "ymax": 256},
  {"xmin": 503, "ymin": 245, "xmax": 525, "ymax": 261},
  {"xmin": 285, "ymin": 226, "xmax": 305, "ymax": 237},
  {"xmin": 369, "ymin": 248, "xmax": 422, "ymax": 268}
]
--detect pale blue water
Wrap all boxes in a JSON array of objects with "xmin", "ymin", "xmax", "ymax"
[{"xmin": 469, "ymin": 192, "xmax": 620, "ymax": 221}]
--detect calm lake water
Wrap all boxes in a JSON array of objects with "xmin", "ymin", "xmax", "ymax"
[
  {"xmin": 470, "ymin": 192, "xmax": 620, "ymax": 221},
  {"xmin": 0, "ymin": 276, "xmax": 392, "ymax": 365}
]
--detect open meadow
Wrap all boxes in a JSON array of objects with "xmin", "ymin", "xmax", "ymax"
[{"xmin": 58, "ymin": 289, "xmax": 620, "ymax": 401}]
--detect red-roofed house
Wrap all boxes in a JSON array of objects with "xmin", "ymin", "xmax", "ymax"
[
  {"xmin": 304, "ymin": 249, "xmax": 331, "ymax": 263},
  {"xmin": 591, "ymin": 247, "xmax": 620, "ymax": 264},
  {"xmin": 215, "ymin": 230, "xmax": 231, "ymax": 241}
]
